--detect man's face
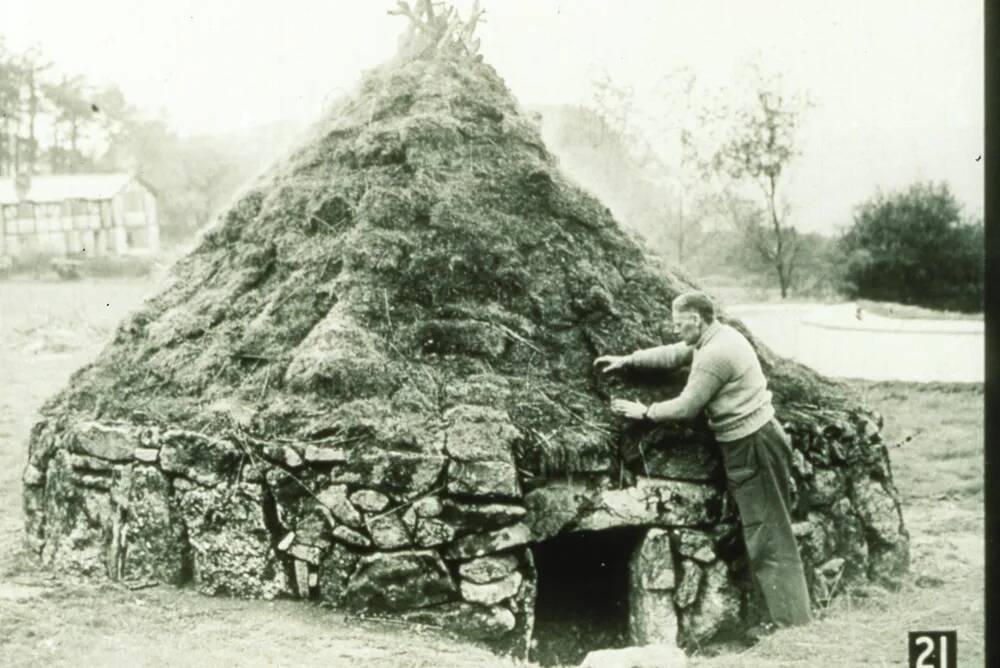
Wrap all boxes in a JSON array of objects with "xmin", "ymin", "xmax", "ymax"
[{"xmin": 671, "ymin": 308, "xmax": 704, "ymax": 345}]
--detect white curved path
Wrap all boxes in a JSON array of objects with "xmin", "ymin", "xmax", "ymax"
[{"xmin": 726, "ymin": 302, "xmax": 983, "ymax": 383}]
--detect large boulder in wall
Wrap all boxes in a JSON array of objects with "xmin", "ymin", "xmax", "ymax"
[{"xmin": 22, "ymin": 5, "xmax": 907, "ymax": 658}]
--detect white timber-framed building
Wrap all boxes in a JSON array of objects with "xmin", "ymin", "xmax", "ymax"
[{"xmin": 0, "ymin": 173, "xmax": 159, "ymax": 259}]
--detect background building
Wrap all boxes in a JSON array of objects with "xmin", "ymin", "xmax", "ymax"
[{"xmin": 0, "ymin": 173, "xmax": 159, "ymax": 259}]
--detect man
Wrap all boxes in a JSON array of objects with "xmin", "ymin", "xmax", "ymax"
[{"xmin": 593, "ymin": 290, "xmax": 812, "ymax": 636}]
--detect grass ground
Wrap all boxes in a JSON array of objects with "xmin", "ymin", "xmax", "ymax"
[{"xmin": 0, "ymin": 278, "xmax": 984, "ymax": 667}]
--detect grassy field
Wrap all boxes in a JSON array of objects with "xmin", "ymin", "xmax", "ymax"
[{"xmin": 0, "ymin": 278, "xmax": 984, "ymax": 667}]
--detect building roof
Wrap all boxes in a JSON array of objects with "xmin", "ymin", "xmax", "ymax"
[{"xmin": 0, "ymin": 173, "xmax": 139, "ymax": 205}]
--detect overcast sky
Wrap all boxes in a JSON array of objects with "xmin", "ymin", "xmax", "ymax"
[{"xmin": 1, "ymin": 0, "xmax": 983, "ymax": 234}]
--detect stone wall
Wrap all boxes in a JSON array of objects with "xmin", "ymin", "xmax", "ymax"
[{"xmin": 23, "ymin": 402, "xmax": 908, "ymax": 658}]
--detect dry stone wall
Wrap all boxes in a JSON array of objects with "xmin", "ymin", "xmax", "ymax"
[{"xmin": 23, "ymin": 395, "xmax": 907, "ymax": 655}]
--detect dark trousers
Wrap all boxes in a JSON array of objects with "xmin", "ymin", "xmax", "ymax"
[{"xmin": 721, "ymin": 418, "xmax": 813, "ymax": 627}]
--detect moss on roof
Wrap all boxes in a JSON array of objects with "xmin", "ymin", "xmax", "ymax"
[{"xmin": 40, "ymin": 52, "xmax": 865, "ymax": 477}]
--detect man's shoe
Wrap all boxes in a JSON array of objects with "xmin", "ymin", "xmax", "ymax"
[{"xmin": 743, "ymin": 622, "xmax": 777, "ymax": 645}]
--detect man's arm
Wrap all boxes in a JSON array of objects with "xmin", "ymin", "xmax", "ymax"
[
  {"xmin": 645, "ymin": 366, "xmax": 725, "ymax": 421},
  {"xmin": 627, "ymin": 342, "xmax": 694, "ymax": 370}
]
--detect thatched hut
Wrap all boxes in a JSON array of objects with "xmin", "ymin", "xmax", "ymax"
[{"xmin": 22, "ymin": 5, "xmax": 907, "ymax": 663}]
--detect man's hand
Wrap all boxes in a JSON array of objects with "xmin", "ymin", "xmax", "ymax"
[
  {"xmin": 610, "ymin": 398, "xmax": 648, "ymax": 421},
  {"xmin": 593, "ymin": 355, "xmax": 629, "ymax": 374}
]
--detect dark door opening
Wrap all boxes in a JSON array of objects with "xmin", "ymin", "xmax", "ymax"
[{"xmin": 530, "ymin": 526, "xmax": 647, "ymax": 666}]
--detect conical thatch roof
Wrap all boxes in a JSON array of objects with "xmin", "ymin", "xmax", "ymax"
[
  {"xmin": 24, "ymin": 13, "xmax": 907, "ymax": 659},
  {"xmin": 38, "ymin": 47, "xmax": 849, "ymax": 474}
]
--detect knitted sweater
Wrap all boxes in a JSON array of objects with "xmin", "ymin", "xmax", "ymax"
[{"xmin": 626, "ymin": 321, "xmax": 774, "ymax": 442}]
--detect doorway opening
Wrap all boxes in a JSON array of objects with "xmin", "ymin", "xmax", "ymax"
[{"xmin": 530, "ymin": 526, "xmax": 647, "ymax": 666}]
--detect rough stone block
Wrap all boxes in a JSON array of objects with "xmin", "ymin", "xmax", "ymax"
[
  {"xmin": 445, "ymin": 523, "xmax": 532, "ymax": 560},
  {"xmin": 176, "ymin": 482, "xmax": 288, "ymax": 599},
  {"xmin": 72, "ymin": 421, "xmax": 134, "ymax": 461},
  {"xmin": 367, "ymin": 512, "xmax": 411, "ymax": 549},
  {"xmin": 807, "ymin": 468, "xmax": 845, "ymax": 506},
  {"xmin": 332, "ymin": 525, "xmax": 372, "ymax": 548},
  {"xmin": 576, "ymin": 487, "xmax": 659, "ymax": 532},
  {"xmin": 631, "ymin": 529, "xmax": 675, "ymax": 590},
  {"xmin": 350, "ymin": 489, "xmax": 390, "ymax": 512},
  {"xmin": 674, "ymin": 529, "xmax": 716, "ymax": 564},
  {"xmin": 133, "ymin": 448, "xmax": 159, "ymax": 463},
  {"xmin": 459, "ymin": 554, "xmax": 519, "ymax": 584},
  {"xmin": 283, "ymin": 446, "xmax": 304, "ymax": 468},
  {"xmin": 317, "ymin": 484, "xmax": 363, "ymax": 527},
  {"xmin": 121, "ymin": 466, "xmax": 188, "ymax": 585},
  {"xmin": 523, "ymin": 483, "xmax": 586, "ymax": 540},
  {"xmin": 343, "ymin": 550, "xmax": 456, "ymax": 612},
  {"xmin": 678, "ymin": 560, "xmax": 741, "ymax": 644},
  {"xmin": 442, "ymin": 405, "xmax": 519, "ymax": 463},
  {"xmin": 288, "ymin": 543, "xmax": 322, "ymax": 565},
  {"xmin": 447, "ymin": 460, "xmax": 520, "ymax": 497},
  {"xmin": 460, "ymin": 571, "xmax": 522, "ymax": 605},
  {"xmin": 159, "ymin": 429, "xmax": 242, "ymax": 486},
  {"xmin": 673, "ymin": 560, "xmax": 703, "ymax": 609},
  {"xmin": 413, "ymin": 518, "xmax": 455, "ymax": 547},
  {"xmin": 317, "ymin": 542, "xmax": 360, "ymax": 606},
  {"xmin": 304, "ymin": 445, "xmax": 347, "ymax": 463},
  {"xmin": 332, "ymin": 451, "xmax": 446, "ymax": 498},
  {"xmin": 641, "ymin": 439, "xmax": 721, "ymax": 482},
  {"xmin": 441, "ymin": 500, "xmax": 527, "ymax": 534},
  {"xmin": 412, "ymin": 495, "xmax": 443, "ymax": 517},
  {"xmin": 22, "ymin": 463, "xmax": 44, "ymax": 487}
]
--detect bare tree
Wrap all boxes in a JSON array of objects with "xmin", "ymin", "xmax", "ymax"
[{"xmin": 710, "ymin": 67, "xmax": 809, "ymax": 297}]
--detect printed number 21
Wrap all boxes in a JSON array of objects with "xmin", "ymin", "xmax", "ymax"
[{"xmin": 914, "ymin": 635, "xmax": 948, "ymax": 668}]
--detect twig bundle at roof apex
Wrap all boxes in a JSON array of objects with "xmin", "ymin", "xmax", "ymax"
[{"xmin": 389, "ymin": 0, "xmax": 485, "ymax": 61}]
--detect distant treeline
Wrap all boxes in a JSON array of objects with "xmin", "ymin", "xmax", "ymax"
[
  {"xmin": 0, "ymin": 37, "xmax": 299, "ymax": 242},
  {"xmin": 540, "ymin": 105, "xmax": 982, "ymax": 313}
]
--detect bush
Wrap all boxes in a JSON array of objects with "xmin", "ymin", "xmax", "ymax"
[{"xmin": 840, "ymin": 182, "xmax": 983, "ymax": 313}]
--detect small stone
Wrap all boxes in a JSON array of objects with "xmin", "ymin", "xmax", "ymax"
[
  {"xmin": 294, "ymin": 559, "xmax": 310, "ymax": 598},
  {"xmin": 631, "ymin": 529, "xmax": 675, "ymax": 590},
  {"xmin": 459, "ymin": 555, "xmax": 519, "ymax": 584},
  {"xmin": 308, "ymin": 571, "xmax": 319, "ymax": 588},
  {"xmin": 317, "ymin": 485, "xmax": 363, "ymax": 528},
  {"xmin": 22, "ymin": 464, "xmax": 44, "ymax": 487},
  {"xmin": 133, "ymin": 448, "xmax": 159, "ymax": 463},
  {"xmin": 278, "ymin": 532, "xmax": 296, "ymax": 551},
  {"xmin": 447, "ymin": 460, "xmax": 520, "ymax": 497},
  {"xmin": 414, "ymin": 518, "xmax": 455, "ymax": 547},
  {"xmin": 332, "ymin": 525, "xmax": 371, "ymax": 548},
  {"xmin": 445, "ymin": 523, "xmax": 532, "ymax": 560},
  {"xmin": 283, "ymin": 446, "xmax": 304, "ymax": 468},
  {"xmin": 350, "ymin": 489, "xmax": 390, "ymax": 512},
  {"xmin": 72, "ymin": 421, "xmax": 134, "ymax": 461},
  {"xmin": 674, "ymin": 529, "xmax": 716, "ymax": 564},
  {"xmin": 441, "ymin": 500, "xmax": 527, "ymax": 533},
  {"xmin": 580, "ymin": 644, "xmax": 687, "ymax": 668},
  {"xmin": 367, "ymin": 513, "xmax": 411, "ymax": 549},
  {"xmin": 413, "ymin": 495, "xmax": 443, "ymax": 517},
  {"xmin": 673, "ymin": 561, "xmax": 702, "ymax": 609},
  {"xmin": 820, "ymin": 557, "xmax": 846, "ymax": 577},
  {"xmin": 288, "ymin": 543, "xmax": 322, "ymax": 564},
  {"xmin": 304, "ymin": 445, "xmax": 347, "ymax": 463},
  {"xmin": 460, "ymin": 571, "xmax": 523, "ymax": 605}
]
